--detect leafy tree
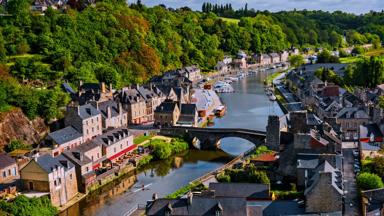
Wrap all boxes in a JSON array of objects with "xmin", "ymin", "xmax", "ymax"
[
  {"xmin": 5, "ymin": 139, "xmax": 30, "ymax": 152},
  {"xmin": 352, "ymin": 46, "xmax": 365, "ymax": 55},
  {"xmin": 372, "ymin": 157, "xmax": 384, "ymax": 178},
  {"xmin": 289, "ymin": 55, "xmax": 305, "ymax": 68},
  {"xmin": 357, "ymin": 172, "xmax": 384, "ymax": 190},
  {"xmin": 0, "ymin": 195, "xmax": 58, "ymax": 216},
  {"xmin": 317, "ymin": 50, "xmax": 340, "ymax": 63}
]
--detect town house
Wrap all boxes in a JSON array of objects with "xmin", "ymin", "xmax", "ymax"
[
  {"xmin": 94, "ymin": 127, "xmax": 135, "ymax": 163},
  {"xmin": 177, "ymin": 104, "xmax": 198, "ymax": 127},
  {"xmin": 62, "ymin": 141, "xmax": 103, "ymax": 192},
  {"xmin": 0, "ymin": 153, "xmax": 19, "ymax": 184},
  {"xmin": 117, "ymin": 86, "xmax": 147, "ymax": 124},
  {"xmin": 182, "ymin": 65, "xmax": 201, "ymax": 82},
  {"xmin": 90, "ymin": 100, "xmax": 128, "ymax": 130},
  {"xmin": 279, "ymin": 51, "xmax": 289, "ymax": 62},
  {"xmin": 46, "ymin": 126, "xmax": 83, "ymax": 157},
  {"xmin": 20, "ymin": 154, "xmax": 78, "ymax": 207},
  {"xmin": 336, "ymin": 107, "xmax": 369, "ymax": 141},
  {"xmin": 154, "ymin": 100, "xmax": 180, "ymax": 127},
  {"xmin": 269, "ymin": 53, "xmax": 281, "ymax": 64},
  {"xmin": 65, "ymin": 104, "xmax": 102, "ymax": 142},
  {"xmin": 76, "ymin": 82, "xmax": 113, "ymax": 105}
]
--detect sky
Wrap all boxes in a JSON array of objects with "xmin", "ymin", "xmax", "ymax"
[{"xmin": 141, "ymin": 0, "xmax": 384, "ymax": 14}]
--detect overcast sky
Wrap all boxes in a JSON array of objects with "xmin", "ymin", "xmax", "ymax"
[{"xmin": 141, "ymin": 0, "xmax": 384, "ymax": 14}]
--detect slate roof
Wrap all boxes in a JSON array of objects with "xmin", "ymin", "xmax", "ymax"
[
  {"xmin": 48, "ymin": 126, "xmax": 82, "ymax": 145},
  {"xmin": 146, "ymin": 197, "xmax": 231, "ymax": 216},
  {"xmin": 119, "ymin": 87, "xmax": 145, "ymax": 104},
  {"xmin": 297, "ymin": 154, "xmax": 319, "ymax": 169},
  {"xmin": 33, "ymin": 154, "xmax": 74, "ymax": 173},
  {"xmin": 62, "ymin": 82, "xmax": 76, "ymax": 95},
  {"xmin": 155, "ymin": 101, "xmax": 178, "ymax": 114},
  {"xmin": 307, "ymin": 113, "xmax": 323, "ymax": 126},
  {"xmin": 78, "ymin": 104, "xmax": 101, "ymax": 120},
  {"xmin": 262, "ymin": 200, "xmax": 305, "ymax": 216},
  {"xmin": 94, "ymin": 127, "xmax": 130, "ymax": 147},
  {"xmin": 343, "ymin": 91, "xmax": 363, "ymax": 106},
  {"xmin": 136, "ymin": 86, "xmax": 157, "ymax": 102},
  {"xmin": 62, "ymin": 141, "xmax": 100, "ymax": 166},
  {"xmin": 97, "ymin": 100, "xmax": 123, "ymax": 118},
  {"xmin": 362, "ymin": 188, "xmax": 384, "ymax": 214},
  {"xmin": 180, "ymin": 104, "xmax": 196, "ymax": 115},
  {"xmin": 209, "ymin": 183, "xmax": 270, "ymax": 199},
  {"xmin": 0, "ymin": 153, "xmax": 16, "ymax": 169},
  {"xmin": 336, "ymin": 107, "xmax": 369, "ymax": 119},
  {"xmin": 304, "ymin": 161, "xmax": 343, "ymax": 196}
]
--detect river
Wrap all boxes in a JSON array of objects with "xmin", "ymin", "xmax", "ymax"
[{"xmin": 60, "ymin": 69, "xmax": 283, "ymax": 216}]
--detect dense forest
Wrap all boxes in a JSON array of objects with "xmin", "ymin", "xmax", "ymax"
[{"xmin": 0, "ymin": 0, "xmax": 384, "ymax": 121}]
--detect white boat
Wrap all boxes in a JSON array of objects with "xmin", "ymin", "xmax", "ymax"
[{"xmin": 269, "ymin": 94, "xmax": 277, "ymax": 101}]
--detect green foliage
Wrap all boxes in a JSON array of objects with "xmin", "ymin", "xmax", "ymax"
[
  {"xmin": 315, "ymin": 67, "xmax": 343, "ymax": 85},
  {"xmin": 0, "ymin": 195, "xmax": 58, "ymax": 216},
  {"xmin": 352, "ymin": 46, "xmax": 365, "ymax": 55},
  {"xmin": 317, "ymin": 50, "xmax": 340, "ymax": 63},
  {"xmin": 137, "ymin": 154, "xmax": 153, "ymax": 168},
  {"xmin": 289, "ymin": 55, "xmax": 305, "ymax": 68},
  {"xmin": 133, "ymin": 134, "xmax": 154, "ymax": 145},
  {"xmin": 218, "ymin": 165, "xmax": 270, "ymax": 184},
  {"xmin": 357, "ymin": 172, "xmax": 384, "ymax": 190},
  {"xmin": 5, "ymin": 139, "xmax": 31, "ymax": 152},
  {"xmin": 165, "ymin": 182, "xmax": 206, "ymax": 199},
  {"xmin": 344, "ymin": 56, "xmax": 384, "ymax": 88},
  {"xmin": 149, "ymin": 138, "xmax": 189, "ymax": 160}
]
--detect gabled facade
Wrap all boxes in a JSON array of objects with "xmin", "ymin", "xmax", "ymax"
[
  {"xmin": 20, "ymin": 154, "xmax": 78, "ymax": 207},
  {"xmin": 154, "ymin": 101, "xmax": 180, "ymax": 127},
  {"xmin": 65, "ymin": 104, "xmax": 102, "ymax": 142}
]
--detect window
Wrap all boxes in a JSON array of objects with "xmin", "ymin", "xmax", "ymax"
[
  {"xmin": 97, "ymin": 153, "xmax": 100, "ymax": 158},
  {"xmin": 58, "ymin": 178, "xmax": 61, "ymax": 185},
  {"xmin": 2, "ymin": 171, "xmax": 6, "ymax": 178},
  {"xmin": 54, "ymin": 180, "xmax": 57, "ymax": 186},
  {"xmin": 91, "ymin": 118, "xmax": 94, "ymax": 124},
  {"xmin": 70, "ymin": 174, "xmax": 73, "ymax": 180},
  {"xmin": 96, "ymin": 117, "xmax": 98, "ymax": 121},
  {"xmin": 87, "ymin": 129, "xmax": 89, "ymax": 135},
  {"xmin": 97, "ymin": 126, "xmax": 99, "ymax": 131},
  {"xmin": 86, "ymin": 167, "xmax": 89, "ymax": 172},
  {"xmin": 91, "ymin": 156, "xmax": 94, "ymax": 161},
  {"xmin": 114, "ymin": 147, "xmax": 116, "ymax": 153},
  {"xmin": 8, "ymin": 169, "xmax": 11, "ymax": 176},
  {"xmin": 86, "ymin": 120, "xmax": 88, "ymax": 125},
  {"xmin": 92, "ymin": 127, "xmax": 94, "ymax": 133},
  {"xmin": 13, "ymin": 168, "xmax": 16, "ymax": 176}
]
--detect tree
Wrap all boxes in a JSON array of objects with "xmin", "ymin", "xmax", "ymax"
[
  {"xmin": 357, "ymin": 172, "xmax": 384, "ymax": 190},
  {"xmin": 0, "ymin": 195, "xmax": 58, "ymax": 216},
  {"xmin": 372, "ymin": 157, "xmax": 384, "ymax": 178},
  {"xmin": 317, "ymin": 50, "xmax": 340, "ymax": 63},
  {"xmin": 352, "ymin": 46, "xmax": 365, "ymax": 55},
  {"xmin": 5, "ymin": 140, "xmax": 30, "ymax": 153},
  {"xmin": 289, "ymin": 55, "xmax": 305, "ymax": 68}
]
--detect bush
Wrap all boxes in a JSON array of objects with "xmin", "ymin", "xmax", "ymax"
[
  {"xmin": 216, "ymin": 173, "xmax": 231, "ymax": 182},
  {"xmin": 149, "ymin": 138, "xmax": 189, "ymax": 160},
  {"xmin": 357, "ymin": 172, "xmax": 384, "ymax": 190},
  {"xmin": 137, "ymin": 155, "xmax": 153, "ymax": 168},
  {"xmin": 0, "ymin": 195, "xmax": 58, "ymax": 216},
  {"xmin": 352, "ymin": 46, "xmax": 365, "ymax": 55},
  {"xmin": 5, "ymin": 140, "xmax": 31, "ymax": 152}
]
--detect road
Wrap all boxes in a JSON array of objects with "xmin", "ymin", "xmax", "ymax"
[{"xmin": 342, "ymin": 142, "xmax": 360, "ymax": 215}]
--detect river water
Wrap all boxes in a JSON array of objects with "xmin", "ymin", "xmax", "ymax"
[{"xmin": 61, "ymin": 69, "xmax": 283, "ymax": 216}]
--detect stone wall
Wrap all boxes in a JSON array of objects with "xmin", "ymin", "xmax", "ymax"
[{"xmin": 266, "ymin": 115, "xmax": 280, "ymax": 151}]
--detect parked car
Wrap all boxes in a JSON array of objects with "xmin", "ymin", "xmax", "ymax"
[{"xmin": 353, "ymin": 150, "xmax": 359, "ymax": 157}]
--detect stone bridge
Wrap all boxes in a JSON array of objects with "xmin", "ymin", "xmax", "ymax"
[{"xmin": 160, "ymin": 126, "xmax": 267, "ymax": 150}]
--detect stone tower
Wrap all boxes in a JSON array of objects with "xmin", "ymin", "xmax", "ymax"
[{"xmin": 266, "ymin": 115, "xmax": 280, "ymax": 151}]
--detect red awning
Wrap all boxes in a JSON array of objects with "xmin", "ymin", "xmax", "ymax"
[
  {"xmin": 108, "ymin": 144, "xmax": 137, "ymax": 161},
  {"xmin": 92, "ymin": 163, "xmax": 101, "ymax": 170}
]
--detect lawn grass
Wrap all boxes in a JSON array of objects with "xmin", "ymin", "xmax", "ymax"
[
  {"xmin": 339, "ymin": 56, "xmax": 362, "ymax": 64},
  {"xmin": 219, "ymin": 17, "xmax": 240, "ymax": 24},
  {"xmin": 365, "ymin": 47, "xmax": 384, "ymax": 57},
  {"xmin": 133, "ymin": 134, "xmax": 154, "ymax": 145},
  {"xmin": 165, "ymin": 182, "xmax": 206, "ymax": 199}
]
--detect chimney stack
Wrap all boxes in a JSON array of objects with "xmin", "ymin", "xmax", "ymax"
[{"xmin": 101, "ymin": 82, "xmax": 106, "ymax": 94}]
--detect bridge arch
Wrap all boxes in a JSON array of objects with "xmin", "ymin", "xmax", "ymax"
[{"xmin": 160, "ymin": 126, "xmax": 267, "ymax": 150}]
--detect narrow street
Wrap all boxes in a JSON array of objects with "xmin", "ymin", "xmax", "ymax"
[{"xmin": 342, "ymin": 142, "xmax": 360, "ymax": 215}]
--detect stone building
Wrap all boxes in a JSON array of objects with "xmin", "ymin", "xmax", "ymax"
[
  {"xmin": 94, "ymin": 127, "xmax": 134, "ymax": 162},
  {"xmin": 154, "ymin": 100, "xmax": 180, "ymax": 127},
  {"xmin": 62, "ymin": 141, "xmax": 102, "ymax": 192},
  {"xmin": 65, "ymin": 104, "xmax": 102, "ymax": 142},
  {"xmin": 304, "ymin": 161, "xmax": 343, "ymax": 214},
  {"xmin": 76, "ymin": 82, "xmax": 113, "ymax": 105},
  {"xmin": 46, "ymin": 126, "xmax": 83, "ymax": 157},
  {"xmin": 279, "ymin": 51, "xmax": 289, "ymax": 62},
  {"xmin": 335, "ymin": 107, "xmax": 369, "ymax": 140},
  {"xmin": 117, "ymin": 86, "xmax": 147, "ymax": 124},
  {"xmin": 362, "ymin": 188, "xmax": 384, "ymax": 216},
  {"xmin": 269, "ymin": 53, "xmax": 281, "ymax": 64},
  {"xmin": 0, "ymin": 153, "xmax": 19, "ymax": 184},
  {"xmin": 20, "ymin": 154, "xmax": 78, "ymax": 207},
  {"xmin": 266, "ymin": 115, "xmax": 280, "ymax": 151},
  {"xmin": 182, "ymin": 65, "xmax": 201, "ymax": 82},
  {"xmin": 90, "ymin": 100, "xmax": 128, "ymax": 130},
  {"xmin": 177, "ymin": 104, "xmax": 198, "ymax": 127}
]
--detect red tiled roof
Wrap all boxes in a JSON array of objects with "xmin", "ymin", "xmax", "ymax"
[{"xmin": 251, "ymin": 152, "xmax": 277, "ymax": 162}]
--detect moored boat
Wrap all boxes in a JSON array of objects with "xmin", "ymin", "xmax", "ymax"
[{"xmin": 215, "ymin": 105, "xmax": 226, "ymax": 117}]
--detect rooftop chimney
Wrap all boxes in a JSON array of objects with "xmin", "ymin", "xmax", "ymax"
[{"xmin": 101, "ymin": 82, "xmax": 106, "ymax": 94}]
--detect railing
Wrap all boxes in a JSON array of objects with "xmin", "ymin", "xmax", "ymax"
[
  {"xmin": 190, "ymin": 145, "xmax": 257, "ymax": 184},
  {"xmin": 161, "ymin": 126, "xmax": 267, "ymax": 135}
]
